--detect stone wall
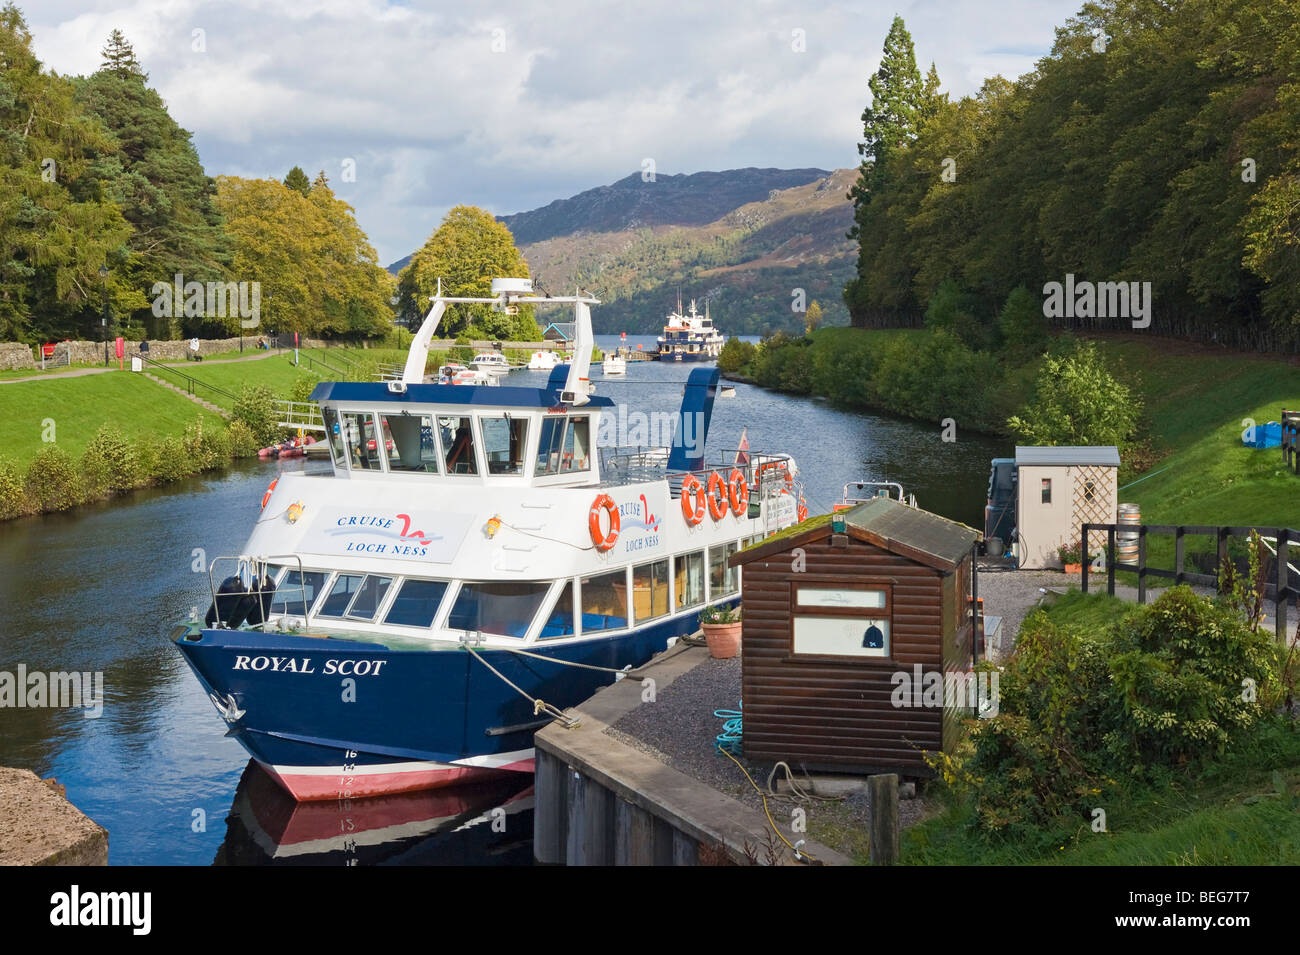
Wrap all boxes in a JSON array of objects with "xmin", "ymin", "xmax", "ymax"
[
  {"xmin": 6, "ymin": 335, "xmax": 333, "ymax": 369},
  {"xmin": 0, "ymin": 342, "xmax": 35, "ymax": 370}
]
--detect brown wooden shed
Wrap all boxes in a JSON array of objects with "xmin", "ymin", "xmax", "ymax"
[{"xmin": 729, "ymin": 497, "xmax": 981, "ymax": 777}]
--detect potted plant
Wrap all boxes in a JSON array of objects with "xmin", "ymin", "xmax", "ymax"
[
  {"xmin": 1057, "ymin": 542, "xmax": 1083, "ymax": 574},
  {"xmin": 700, "ymin": 603, "xmax": 742, "ymax": 659}
]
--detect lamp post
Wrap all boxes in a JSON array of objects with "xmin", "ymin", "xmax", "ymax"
[{"xmin": 99, "ymin": 265, "xmax": 109, "ymax": 366}]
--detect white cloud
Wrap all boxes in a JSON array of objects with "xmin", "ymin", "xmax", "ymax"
[{"xmin": 28, "ymin": 0, "xmax": 1083, "ymax": 263}]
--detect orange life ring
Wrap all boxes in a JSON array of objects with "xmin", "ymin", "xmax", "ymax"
[
  {"xmin": 589, "ymin": 494, "xmax": 620, "ymax": 552},
  {"xmin": 728, "ymin": 469, "xmax": 749, "ymax": 515},
  {"xmin": 680, "ymin": 475, "xmax": 706, "ymax": 526},
  {"xmin": 261, "ymin": 477, "xmax": 278, "ymax": 510},
  {"xmin": 706, "ymin": 471, "xmax": 729, "ymax": 521}
]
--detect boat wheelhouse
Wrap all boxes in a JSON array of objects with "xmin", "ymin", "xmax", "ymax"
[
  {"xmin": 174, "ymin": 278, "xmax": 807, "ymax": 801},
  {"xmin": 656, "ymin": 298, "xmax": 724, "ymax": 362}
]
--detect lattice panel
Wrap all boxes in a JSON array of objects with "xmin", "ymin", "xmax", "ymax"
[{"xmin": 1070, "ymin": 465, "xmax": 1114, "ymax": 548}]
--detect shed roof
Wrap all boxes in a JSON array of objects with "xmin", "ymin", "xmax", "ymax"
[
  {"xmin": 542, "ymin": 322, "xmax": 576, "ymax": 341},
  {"xmin": 733, "ymin": 498, "xmax": 980, "ymax": 571},
  {"xmin": 1015, "ymin": 445, "xmax": 1120, "ymax": 467}
]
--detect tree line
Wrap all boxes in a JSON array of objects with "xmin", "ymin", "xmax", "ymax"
[{"xmin": 845, "ymin": 1, "xmax": 1300, "ymax": 350}]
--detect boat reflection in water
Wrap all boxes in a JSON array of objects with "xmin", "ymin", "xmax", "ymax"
[{"xmin": 215, "ymin": 762, "xmax": 535, "ymax": 866}]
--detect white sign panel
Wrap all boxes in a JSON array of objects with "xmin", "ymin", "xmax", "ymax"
[
  {"xmin": 793, "ymin": 615, "xmax": 890, "ymax": 657},
  {"xmin": 298, "ymin": 507, "xmax": 473, "ymax": 563},
  {"xmin": 797, "ymin": 587, "xmax": 886, "ymax": 609}
]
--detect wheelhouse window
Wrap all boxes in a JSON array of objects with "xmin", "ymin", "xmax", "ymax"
[
  {"xmin": 322, "ymin": 407, "xmax": 347, "ymax": 469},
  {"xmin": 447, "ymin": 581, "xmax": 550, "ymax": 638},
  {"xmin": 538, "ymin": 581, "xmax": 577, "ymax": 638},
  {"xmin": 383, "ymin": 579, "xmax": 448, "ymax": 628},
  {"xmin": 535, "ymin": 416, "xmax": 591, "ymax": 476},
  {"xmin": 632, "ymin": 559, "xmax": 669, "ymax": 622},
  {"xmin": 270, "ymin": 569, "xmax": 328, "ymax": 616},
  {"xmin": 341, "ymin": 412, "xmax": 383, "ymax": 471},
  {"xmin": 481, "ymin": 415, "xmax": 529, "ymax": 475},
  {"xmin": 675, "ymin": 551, "xmax": 705, "ymax": 609},
  {"xmin": 382, "ymin": 413, "xmax": 440, "ymax": 473},
  {"xmin": 579, "ymin": 569, "xmax": 628, "ymax": 634},
  {"xmin": 535, "ymin": 416, "xmax": 564, "ymax": 475},
  {"xmin": 345, "ymin": 575, "xmax": 393, "ymax": 621},
  {"xmin": 317, "ymin": 574, "xmax": 363, "ymax": 617},
  {"xmin": 709, "ymin": 541, "xmax": 740, "ymax": 597},
  {"xmin": 790, "ymin": 583, "xmax": 892, "ymax": 659},
  {"xmin": 440, "ymin": 415, "xmax": 478, "ymax": 475}
]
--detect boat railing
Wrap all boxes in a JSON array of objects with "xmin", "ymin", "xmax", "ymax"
[
  {"xmin": 598, "ymin": 447, "xmax": 795, "ymax": 496},
  {"xmin": 206, "ymin": 554, "xmax": 311, "ymax": 631},
  {"xmin": 275, "ymin": 399, "xmax": 326, "ymax": 432}
]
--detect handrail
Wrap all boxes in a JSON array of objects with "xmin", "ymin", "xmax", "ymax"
[
  {"xmin": 207, "ymin": 554, "xmax": 310, "ymax": 631},
  {"xmin": 140, "ymin": 354, "xmax": 240, "ymax": 403},
  {"xmin": 284, "ymin": 350, "xmax": 347, "ymax": 379}
]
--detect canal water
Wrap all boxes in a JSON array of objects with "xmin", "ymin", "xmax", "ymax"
[{"xmin": 0, "ymin": 335, "xmax": 1007, "ymax": 864}]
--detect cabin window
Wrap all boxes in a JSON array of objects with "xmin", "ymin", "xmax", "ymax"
[
  {"xmin": 440, "ymin": 415, "xmax": 478, "ymax": 475},
  {"xmin": 346, "ymin": 575, "xmax": 393, "ymax": 621},
  {"xmin": 535, "ymin": 416, "xmax": 565, "ymax": 475},
  {"xmin": 321, "ymin": 407, "xmax": 348, "ymax": 469},
  {"xmin": 579, "ymin": 570, "xmax": 628, "ymax": 634},
  {"xmin": 632, "ymin": 559, "xmax": 670, "ymax": 622},
  {"xmin": 383, "ymin": 579, "xmax": 449, "ymax": 628},
  {"xmin": 709, "ymin": 541, "xmax": 740, "ymax": 597},
  {"xmin": 675, "ymin": 551, "xmax": 705, "ymax": 609},
  {"xmin": 317, "ymin": 574, "xmax": 364, "ymax": 617},
  {"xmin": 1041, "ymin": 478, "xmax": 1052, "ymax": 504},
  {"xmin": 382, "ymin": 413, "xmax": 440, "ymax": 474},
  {"xmin": 481, "ymin": 416, "xmax": 529, "ymax": 475},
  {"xmin": 447, "ymin": 581, "xmax": 550, "ymax": 638},
  {"xmin": 270, "ymin": 569, "xmax": 328, "ymax": 617},
  {"xmin": 560, "ymin": 417, "xmax": 591, "ymax": 473},
  {"xmin": 342, "ymin": 412, "xmax": 383, "ymax": 471},
  {"xmin": 538, "ymin": 581, "xmax": 577, "ymax": 638},
  {"xmin": 791, "ymin": 583, "xmax": 892, "ymax": 659}
]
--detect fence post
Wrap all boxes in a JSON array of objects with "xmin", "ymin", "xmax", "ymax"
[
  {"xmin": 1278, "ymin": 529, "xmax": 1290, "ymax": 645},
  {"xmin": 1175, "ymin": 527, "xmax": 1185, "ymax": 586},
  {"xmin": 1137, "ymin": 525, "xmax": 1148, "ymax": 604},
  {"xmin": 1081, "ymin": 524, "xmax": 1090, "ymax": 594},
  {"xmin": 1107, "ymin": 526, "xmax": 1116, "ymax": 596},
  {"xmin": 1217, "ymin": 528, "xmax": 1229, "ymax": 593}
]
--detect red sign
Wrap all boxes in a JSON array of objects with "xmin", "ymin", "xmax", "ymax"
[
  {"xmin": 41, "ymin": 343, "xmax": 55, "ymax": 358},
  {"xmin": 620, "ymin": 332, "xmax": 626, "ymax": 340},
  {"xmin": 115, "ymin": 337, "xmax": 125, "ymax": 359}
]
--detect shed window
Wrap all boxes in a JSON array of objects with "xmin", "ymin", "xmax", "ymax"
[
  {"xmin": 1083, "ymin": 480, "xmax": 1095, "ymax": 502},
  {"xmin": 791, "ymin": 583, "xmax": 892, "ymax": 659},
  {"xmin": 1041, "ymin": 478, "xmax": 1052, "ymax": 504}
]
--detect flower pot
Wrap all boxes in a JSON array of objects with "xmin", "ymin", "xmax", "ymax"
[
  {"xmin": 702, "ymin": 621, "xmax": 742, "ymax": 659},
  {"xmin": 1063, "ymin": 563, "xmax": 1082, "ymax": 574}
]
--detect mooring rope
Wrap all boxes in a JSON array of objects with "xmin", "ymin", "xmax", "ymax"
[
  {"xmin": 492, "ymin": 644, "xmax": 652, "ymax": 680},
  {"xmin": 460, "ymin": 643, "xmax": 580, "ymax": 729}
]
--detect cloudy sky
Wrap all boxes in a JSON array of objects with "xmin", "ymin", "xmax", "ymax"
[{"xmin": 31, "ymin": 0, "xmax": 1084, "ymax": 265}]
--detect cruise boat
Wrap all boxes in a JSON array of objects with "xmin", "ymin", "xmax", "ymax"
[
  {"xmin": 174, "ymin": 277, "xmax": 806, "ymax": 802},
  {"xmin": 656, "ymin": 298, "xmax": 724, "ymax": 362}
]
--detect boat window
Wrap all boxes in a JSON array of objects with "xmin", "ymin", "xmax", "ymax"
[
  {"xmin": 447, "ymin": 581, "xmax": 551, "ymax": 638},
  {"xmin": 346, "ymin": 575, "xmax": 393, "ymax": 621},
  {"xmin": 341, "ymin": 412, "xmax": 383, "ymax": 471},
  {"xmin": 481, "ymin": 416, "xmax": 529, "ymax": 475},
  {"xmin": 321, "ymin": 407, "xmax": 348, "ymax": 469},
  {"xmin": 632, "ymin": 559, "xmax": 669, "ymax": 622},
  {"xmin": 560, "ymin": 417, "xmax": 591, "ymax": 473},
  {"xmin": 382, "ymin": 413, "xmax": 441, "ymax": 474},
  {"xmin": 535, "ymin": 416, "xmax": 565, "ymax": 475},
  {"xmin": 675, "ymin": 551, "xmax": 705, "ymax": 609},
  {"xmin": 383, "ymin": 579, "xmax": 449, "ymax": 628},
  {"xmin": 538, "ymin": 581, "xmax": 577, "ymax": 639},
  {"xmin": 270, "ymin": 570, "xmax": 328, "ymax": 616},
  {"xmin": 709, "ymin": 541, "xmax": 741, "ymax": 597},
  {"xmin": 440, "ymin": 415, "xmax": 478, "ymax": 475},
  {"xmin": 317, "ymin": 574, "xmax": 364, "ymax": 617},
  {"xmin": 579, "ymin": 569, "xmax": 628, "ymax": 634}
]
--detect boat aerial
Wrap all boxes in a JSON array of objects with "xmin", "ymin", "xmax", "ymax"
[
  {"xmin": 174, "ymin": 276, "xmax": 808, "ymax": 802},
  {"xmin": 657, "ymin": 297, "xmax": 724, "ymax": 362}
]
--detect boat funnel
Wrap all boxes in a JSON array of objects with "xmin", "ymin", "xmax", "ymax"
[{"xmin": 667, "ymin": 367, "xmax": 719, "ymax": 471}]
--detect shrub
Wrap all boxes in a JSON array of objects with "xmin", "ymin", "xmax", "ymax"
[
  {"xmin": 997, "ymin": 285, "xmax": 1048, "ymax": 352},
  {"xmin": 150, "ymin": 436, "xmax": 197, "ymax": 484},
  {"xmin": 184, "ymin": 415, "xmax": 231, "ymax": 471},
  {"xmin": 1007, "ymin": 340, "xmax": 1140, "ymax": 449},
  {"xmin": 82, "ymin": 425, "xmax": 138, "ymax": 496},
  {"xmin": 718, "ymin": 337, "xmax": 756, "ymax": 374},
  {"xmin": 226, "ymin": 419, "xmax": 262, "ymax": 459},
  {"xmin": 24, "ymin": 445, "xmax": 84, "ymax": 512},
  {"xmin": 288, "ymin": 373, "xmax": 320, "ymax": 404},
  {"xmin": 232, "ymin": 385, "xmax": 281, "ymax": 446},
  {"xmin": 0, "ymin": 458, "xmax": 31, "ymax": 520}
]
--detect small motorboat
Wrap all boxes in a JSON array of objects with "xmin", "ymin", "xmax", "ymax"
[
  {"xmin": 602, "ymin": 354, "xmax": 626, "ymax": 376},
  {"xmin": 471, "ymin": 352, "xmax": 511, "ymax": 376},
  {"xmin": 719, "ymin": 385, "xmax": 736, "ymax": 398},
  {"xmin": 258, "ymin": 435, "xmax": 317, "ymax": 460},
  {"xmin": 527, "ymin": 350, "xmax": 561, "ymax": 370}
]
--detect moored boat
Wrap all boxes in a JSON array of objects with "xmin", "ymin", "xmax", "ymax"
[
  {"xmin": 657, "ymin": 297, "xmax": 724, "ymax": 362},
  {"xmin": 174, "ymin": 277, "xmax": 806, "ymax": 801}
]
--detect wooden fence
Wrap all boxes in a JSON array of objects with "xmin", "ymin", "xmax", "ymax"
[
  {"xmin": 1080, "ymin": 523, "xmax": 1299, "ymax": 642},
  {"xmin": 1283, "ymin": 410, "xmax": 1299, "ymax": 475}
]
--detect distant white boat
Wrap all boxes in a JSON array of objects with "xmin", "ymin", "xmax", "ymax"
[
  {"xmin": 602, "ymin": 354, "xmax": 626, "ymax": 376},
  {"xmin": 528, "ymin": 350, "xmax": 560, "ymax": 370},
  {"xmin": 471, "ymin": 352, "xmax": 511, "ymax": 376},
  {"xmin": 719, "ymin": 385, "xmax": 736, "ymax": 398}
]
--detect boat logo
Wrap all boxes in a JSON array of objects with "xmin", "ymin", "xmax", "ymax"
[
  {"xmin": 321, "ymin": 512, "xmax": 442, "ymax": 554},
  {"xmin": 618, "ymin": 494, "xmax": 660, "ymax": 532}
]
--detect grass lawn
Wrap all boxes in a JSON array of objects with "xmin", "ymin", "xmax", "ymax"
[
  {"xmin": 0, "ymin": 372, "xmax": 225, "ymax": 469},
  {"xmin": 901, "ymin": 589, "xmax": 1300, "ymax": 865}
]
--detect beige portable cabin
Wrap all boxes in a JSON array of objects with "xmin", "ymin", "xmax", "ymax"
[{"xmin": 1015, "ymin": 446, "xmax": 1119, "ymax": 569}]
